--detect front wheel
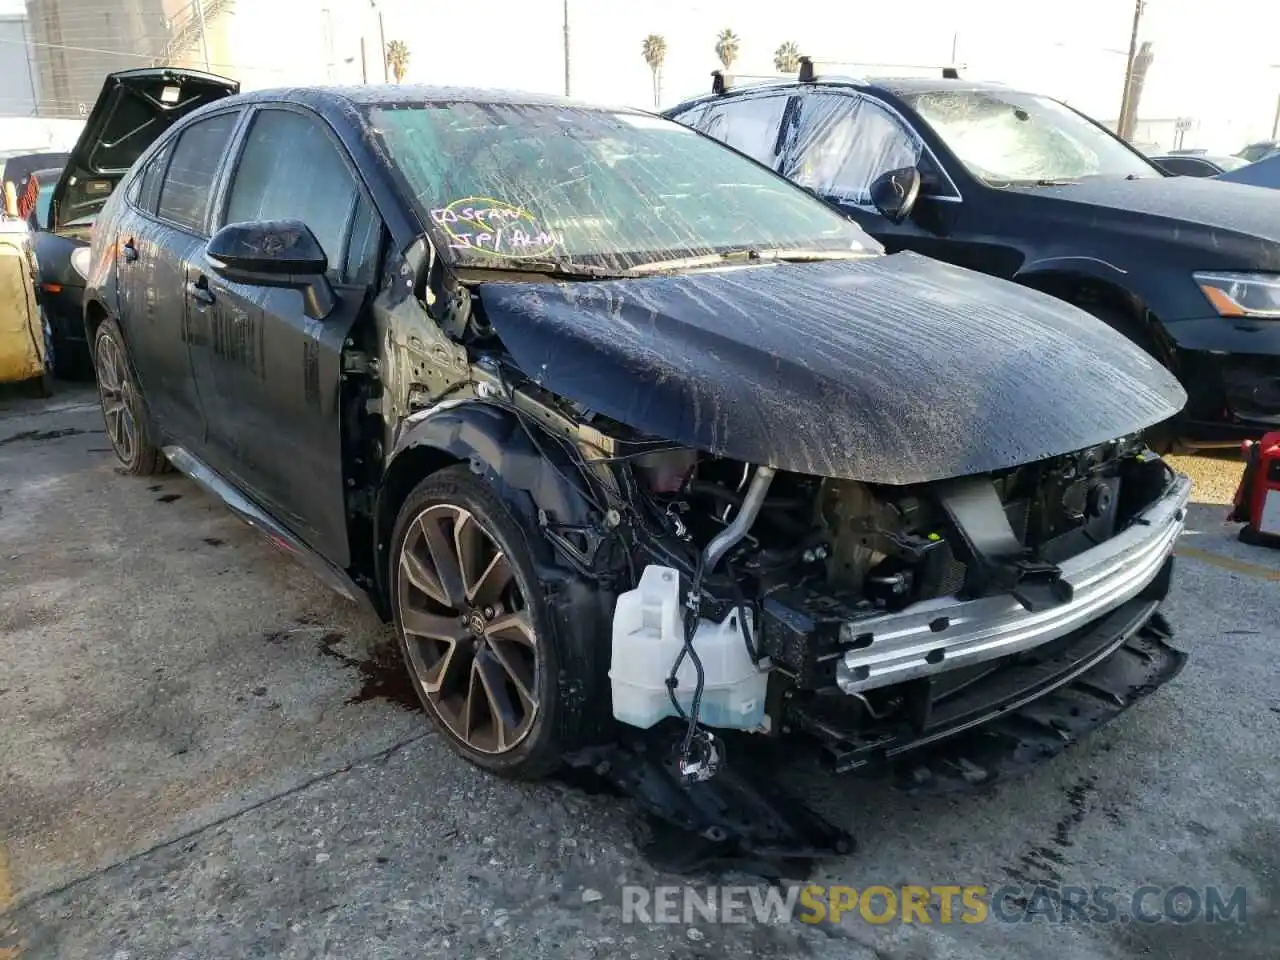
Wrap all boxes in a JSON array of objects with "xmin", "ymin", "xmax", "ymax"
[
  {"xmin": 93, "ymin": 318, "xmax": 169, "ymax": 475},
  {"xmin": 389, "ymin": 465, "xmax": 588, "ymax": 779}
]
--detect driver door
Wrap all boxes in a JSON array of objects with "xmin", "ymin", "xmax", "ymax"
[{"xmin": 188, "ymin": 106, "xmax": 386, "ymax": 568}]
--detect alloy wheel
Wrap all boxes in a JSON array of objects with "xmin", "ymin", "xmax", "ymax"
[
  {"xmin": 397, "ymin": 503, "xmax": 540, "ymax": 754},
  {"xmin": 96, "ymin": 332, "xmax": 137, "ymax": 464}
]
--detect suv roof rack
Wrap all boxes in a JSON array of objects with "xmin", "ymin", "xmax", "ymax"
[
  {"xmin": 710, "ymin": 69, "xmax": 800, "ymax": 95},
  {"xmin": 803, "ymin": 56, "xmax": 966, "ymax": 78},
  {"xmin": 710, "ymin": 56, "xmax": 966, "ymax": 95}
]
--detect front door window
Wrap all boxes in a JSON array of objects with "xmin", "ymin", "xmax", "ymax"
[{"xmin": 783, "ymin": 93, "xmax": 923, "ymax": 205}]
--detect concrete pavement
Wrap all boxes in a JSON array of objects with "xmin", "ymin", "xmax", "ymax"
[{"xmin": 1, "ymin": 388, "xmax": 1277, "ymax": 959}]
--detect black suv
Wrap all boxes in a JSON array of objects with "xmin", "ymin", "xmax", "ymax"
[{"xmin": 666, "ymin": 68, "xmax": 1280, "ymax": 445}]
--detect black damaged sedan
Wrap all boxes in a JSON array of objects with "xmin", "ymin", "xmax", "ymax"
[{"xmin": 81, "ymin": 80, "xmax": 1190, "ymax": 840}]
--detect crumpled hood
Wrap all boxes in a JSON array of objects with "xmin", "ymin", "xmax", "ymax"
[
  {"xmin": 1031, "ymin": 175, "xmax": 1280, "ymax": 246},
  {"xmin": 479, "ymin": 252, "xmax": 1186, "ymax": 485}
]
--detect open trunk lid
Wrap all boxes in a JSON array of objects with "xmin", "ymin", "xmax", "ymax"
[{"xmin": 51, "ymin": 68, "xmax": 239, "ymax": 232}]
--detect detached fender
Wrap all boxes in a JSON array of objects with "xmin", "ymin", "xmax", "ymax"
[{"xmin": 372, "ymin": 399, "xmax": 603, "ymax": 610}]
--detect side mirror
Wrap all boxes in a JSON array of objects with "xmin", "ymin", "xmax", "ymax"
[
  {"xmin": 869, "ymin": 166, "xmax": 922, "ymax": 224},
  {"xmin": 206, "ymin": 219, "xmax": 336, "ymax": 320}
]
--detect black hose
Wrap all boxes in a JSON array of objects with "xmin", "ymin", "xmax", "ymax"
[
  {"xmin": 665, "ymin": 554, "xmax": 706, "ymax": 747},
  {"xmin": 723, "ymin": 558, "xmax": 760, "ymax": 665}
]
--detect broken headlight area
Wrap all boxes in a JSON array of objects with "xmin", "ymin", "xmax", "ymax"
[
  {"xmin": 496, "ymin": 383, "xmax": 1187, "ymax": 869},
  {"xmin": 605, "ymin": 432, "xmax": 1182, "ymax": 740}
]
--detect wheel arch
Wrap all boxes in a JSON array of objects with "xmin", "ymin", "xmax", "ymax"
[
  {"xmin": 83, "ymin": 296, "xmax": 111, "ymax": 347},
  {"xmin": 1014, "ymin": 268, "xmax": 1172, "ymax": 364},
  {"xmin": 370, "ymin": 400, "xmax": 601, "ymax": 617}
]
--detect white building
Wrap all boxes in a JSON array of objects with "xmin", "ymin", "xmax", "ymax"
[{"xmin": 0, "ymin": 10, "xmax": 38, "ymax": 117}]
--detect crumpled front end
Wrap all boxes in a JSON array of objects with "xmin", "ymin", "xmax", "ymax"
[
  {"xmin": 601, "ymin": 424, "xmax": 1187, "ymax": 785},
  {"xmin": 831, "ymin": 472, "xmax": 1187, "ymax": 696}
]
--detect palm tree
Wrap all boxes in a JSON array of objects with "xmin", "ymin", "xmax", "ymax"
[
  {"xmin": 774, "ymin": 40, "xmax": 801, "ymax": 73},
  {"xmin": 714, "ymin": 29, "xmax": 740, "ymax": 71},
  {"xmin": 642, "ymin": 34, "xmax": 667, "ymax": 108},
  {"xmin": 385, "ymin": 39, "xmax": 410, "ymax": 83}
]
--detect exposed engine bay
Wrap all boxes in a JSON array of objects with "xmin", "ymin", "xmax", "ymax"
[
  {"xmin": 376, "ymin": 261, "xmax": 1194, "ymax": 871},
  {"xmin": 457, "ymin": 356, "xmax": 1186, "ymax": 792}
]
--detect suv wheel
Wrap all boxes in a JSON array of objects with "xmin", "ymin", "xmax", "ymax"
[
  {"xmin": 1081, "ymin": 302, "xmax": 1179, "ymax": 455},
  {"xmin": 390, "ymin": 465, "xmax": 576, "ymax": 778},
  {"xmin": 93, "ymin": 318, "xmax": 169, "ymax": 475}
]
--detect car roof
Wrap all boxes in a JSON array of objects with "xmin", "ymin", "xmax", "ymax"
[
  {"xmin": 669, "ymin": 76, "xmax": 1025, "ymax": 112},
  {"xmin": 221, "ymin": 84, "xmax": 643, "ymax": 115}
]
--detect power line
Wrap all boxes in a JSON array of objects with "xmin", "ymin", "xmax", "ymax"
[
  {"xmin": 0, "ymin": 34, "xmax": 317, "ymax": 78},
  {"xmin": 0, "ymin": 33, "xmax": 165, "ymax": 61}
]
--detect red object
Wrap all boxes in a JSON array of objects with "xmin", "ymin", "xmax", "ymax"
[
  {"xmin": 1230, "ymin": 431, "xmax": 1280, "ymax": 546},
  {"xmin": 16, "ymin": 174, "xmax": 38, "ymax": 221}
]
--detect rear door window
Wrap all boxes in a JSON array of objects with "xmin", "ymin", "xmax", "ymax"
[
  {"xmin": 155, "ymin": 111, "xmax": 240, "ymax": 233},
  {"xmin": 222, "ymin": 108, "xmax": 364, "ymax": 281},
  {"xmin": 691, "ymin": 93, "xmax": 791, "ymax": 168}
]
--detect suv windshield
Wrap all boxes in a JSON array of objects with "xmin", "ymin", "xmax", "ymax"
[
  {"xmin": 364, "ymin": 101, "xmax": 876, "ymax": 271},
  {"xmin": 901, "ymin": 89, "xmax": 1158, "ymax": 184}
]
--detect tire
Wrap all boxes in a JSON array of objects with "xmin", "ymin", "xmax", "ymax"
[
  {"xmin": 92, "ymin": 317, "xmax": 169, "ymax": 476},
  {"xmin": 40, "ymin": 307, "xmax": 56, "ymax": 376},
  {"xmin": 43, "ymin": 308, "xmax": 92, "ymax": 380},
  {"xmin": 1079, "ymin": 302, "xmax": 1180, "ymax": 455},
  {"xmin": 389, "ymin": 464, "xmax": 591, "ymax": 779}
]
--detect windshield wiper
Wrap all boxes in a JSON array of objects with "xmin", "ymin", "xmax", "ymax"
[
  {"xmin": 626, "ymin": 247, "xmax": 869, "ymax": 275},
  {"xmin": 999, "ymin": 178, "xmax": 1078, "ymax": 187},
  {"xmin": 459, "ymin": 259, "xmax": 628, "ymax": 281}
]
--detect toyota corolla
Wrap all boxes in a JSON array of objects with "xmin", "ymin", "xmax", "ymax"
[{"xmin": 78, "ymin": 78, "xmax": 1190, "ymax": 849}]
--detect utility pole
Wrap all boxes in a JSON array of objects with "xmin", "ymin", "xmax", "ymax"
[
  {"xmin": 1117, "ymin": 0, "xmax": 1145, "ymax": 140},
  {"xmin": 563, "ymin": 0, "xmax": 571, "ymax": 96},
  {"xmin": 193, "ymin": 0, "xmax": 211, "ymax": 72},
  {"xmin": 372, "ymin": 1, "xmax": 388, "ymax": 82}
]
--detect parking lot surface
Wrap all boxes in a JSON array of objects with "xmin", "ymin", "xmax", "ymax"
[{"xmin": 2, "ymin": 387, "xmax": 1277, "ymax": 959}]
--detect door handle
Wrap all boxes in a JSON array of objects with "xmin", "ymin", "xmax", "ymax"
[
  {"xmin": 121, "ymin": 239, "xmax": 138, "ymax": 263},
  {"xmin": 185, "ymin": 277, "xmax": 216, "ymax": 305}
]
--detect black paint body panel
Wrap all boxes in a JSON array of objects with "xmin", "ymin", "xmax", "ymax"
[{"xmin": 480, "ymin": 253, "xmax": 1185, "ymax": 484}]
